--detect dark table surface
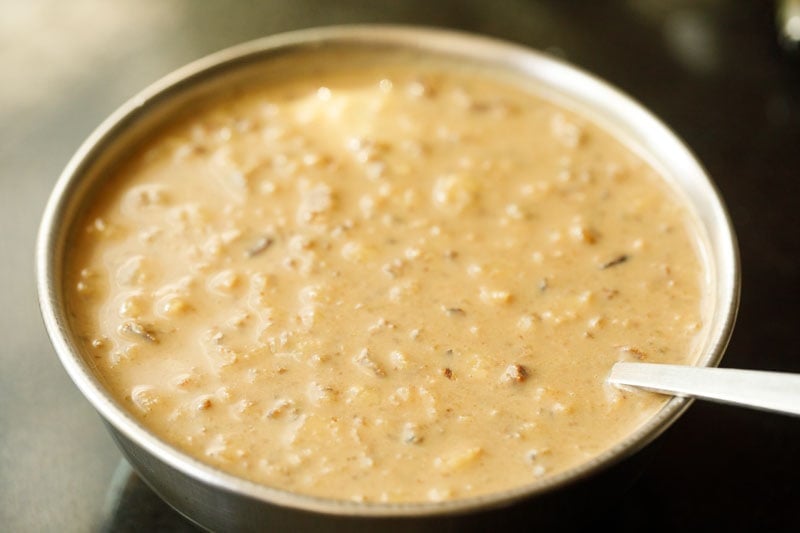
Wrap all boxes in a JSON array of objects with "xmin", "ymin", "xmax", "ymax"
[{"xmin": 2, "ymin": 1, "xmax": 798, "ymax": 531}]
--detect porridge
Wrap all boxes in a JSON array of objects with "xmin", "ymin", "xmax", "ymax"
[{"xmin": 66, "ymin": 59, "xmax": 707, "ymax": 503}]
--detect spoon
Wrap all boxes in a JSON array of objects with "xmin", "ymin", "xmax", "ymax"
[{"xmin": 609, "ymin": 362, "xmax": 800, "ymax": 417}]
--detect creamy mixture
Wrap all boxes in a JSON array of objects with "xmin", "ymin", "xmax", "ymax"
[{"xmin": 67, "ymin": 61, "xmax": 706, "ymax": 503}]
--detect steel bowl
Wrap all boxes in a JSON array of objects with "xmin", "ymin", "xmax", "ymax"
[{"xmin": 37, "ymin": 25, "xmax": 739, "ymax": 532}]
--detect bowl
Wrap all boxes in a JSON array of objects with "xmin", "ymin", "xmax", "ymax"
[{"xmin": 37, "ymin": 25, "xmax": 739, "ymax": 531}]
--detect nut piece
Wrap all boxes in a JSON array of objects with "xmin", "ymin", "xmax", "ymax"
[
  {"xmin": 434, "ymin": 446, "xmax": 483, "ymax": 473},
  {"xmin": 479, "ymin": 287, "xmax": 512, "ymax": 305},
  {"xmin": 402, "ymin": 422, "xmax": 423, "ymax": 444},
  {"xmin": 569, "ymin": 223, "xmax": 599, "ymax": 244},
  {"xmin": 246, "ymin": 235, "xmax": 274, "ymax": 257},
  {"xmin": 131, "ymin": 385, "xmax": 160, "ymax": 413},
  {"xmin": 502, "ymin": 364, "xmax": 529, "ymax": 383},
  {"xmin": 353, "ymin": 348, "xmax": 386, "ymax": 377},
  {"xmin": 432, "ymin": 174, "xmax": 477, "ymax": 214},
  {"xmin": 119, "ymin": 321, "xmax": 158, "ymax": 343},
  {"xmin": 618, "ymin": 345, "xmax": 647, "ymax": 360},
  {"xmin": 297, "ymin": 183, "xmax": 334, "ymax": 223}
]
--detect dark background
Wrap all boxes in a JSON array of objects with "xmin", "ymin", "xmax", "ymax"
[{"xmin": 1, "ymin": 1, "xmax": 798, "ymax": 531}]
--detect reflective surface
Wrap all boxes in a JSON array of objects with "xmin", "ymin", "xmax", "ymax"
[
  {"xmin": 2, "ymin": 1, "xmax": 799, "ymax": 531},
  {"xmin": 610, "ymin": 363, "xmax": 800, "ymax": 417}
]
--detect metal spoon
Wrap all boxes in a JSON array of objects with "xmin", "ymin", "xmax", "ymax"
[{"xmin": 609, "ymin": 362, "xmax": 800, "ymax": 417}]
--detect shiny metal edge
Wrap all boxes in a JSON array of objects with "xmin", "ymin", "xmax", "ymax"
[{"xmin": 36, "ymin": 24, "xmax": 740, "ymax": 518}]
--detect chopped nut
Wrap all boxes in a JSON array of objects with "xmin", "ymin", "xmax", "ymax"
[
  {"xmin": 208, "ymin": 269, "xmax": 240, "ymax": 293},
  {"xmin": 434, "ymin": 446, "xmax": 483, "ymax": 473},
  {"xmin": 381, "ymin": 258, "xmax": 405, "ymax": 278},
  {"xmin": 341, "ymin": 240, "xmax": 372, "ymax": 263},
  {"xmin": 432, "ymin": 174, "xmax": 477, "ymax": 214},
  {"xmin": 171, "ymin": 373, "xmax": 194, "ymax": 389},
  {"xmin": 160, "ymin": 295, "xmax": 192, "ymax": 317},
  {"xmin": 502, "ymin": 364, "xmax": 529, "ymax": 383},
  {"xmin": 90, "ymin": 337, "xmax": 106, "ymax": 349},
  {"xmin": 618, "ymin": 345, "xmax": 647, "ymax": 360},
  {"xmin": 123, "ymin": 184, "xmax": 169, "ymax": 209},
  {"xmin": 426, "ymin": 487, "xmax": 454, "ymax": 502},
  {"xmin": 195, "ymin": 396, "xmax": 214, "ymax": 411},
  {"xmin": 479, "ymin": 287, "xmax": 512, "ymax": 305},
  {"xmin": 402, "ymin": 422, "xmax": 423, "ymax": 444},
  {"xmin": 390, "ymin": 351, "xmax": 407, "ymax": 370},
  {"xmin": 353, "ymin": 348, "xmax": 386, "ymax": 377},
  {"xmin": 307, "ymin": 382, "xmax": 338, "ymax": 404},
  {"xmin": 550, "ymin": 113, "xmax": 584, "ymax": 148},
  {"xmin": 297, "ymin": 183, "xmax": 334, "ymax": 222},
  {"xmin": 119, "ymin": 321, "xmax": 158, "ymax": 343},
  {"xmin": 131, "ymin": 385, "xmax": 159, "ymax": 413},
  {"xmin": 570, "ymin": 224, "xmax": 599, "ymax": 244},
  {"xmin": 265, "ymin": 398, "xmax": 294, "ymax": 419},
  {"xmin": 246, "ymin": 235, "xmax": 274, "ymax": 257}
]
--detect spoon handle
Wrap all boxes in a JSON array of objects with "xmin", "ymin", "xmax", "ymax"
[{"xmin": 609, "ymin": 362, "xmax": 800, "ymax": 417}]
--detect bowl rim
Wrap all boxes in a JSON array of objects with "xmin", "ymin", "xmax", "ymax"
[{"xmin": 36, "ymin": 24, "xmax": 740, "ymax": 518}]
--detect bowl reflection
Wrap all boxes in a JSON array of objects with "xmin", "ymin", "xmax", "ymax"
[{"xmin": 101, "ymin": 461, "xmax": 200, "ymax": 533}]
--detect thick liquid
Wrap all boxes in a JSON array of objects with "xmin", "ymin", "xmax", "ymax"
[{"xmin": 67, "ymin": 63, "xmax": 706, "ymax": 503}]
